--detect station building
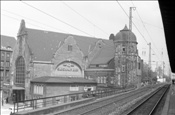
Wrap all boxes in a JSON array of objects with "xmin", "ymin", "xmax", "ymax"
[{"xmin": 10, "ymin": 20, "xmax": 142, "ymax": 102}]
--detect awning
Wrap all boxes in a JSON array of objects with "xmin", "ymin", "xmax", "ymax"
[{"xmin": 12, "ymin": 86, "xmax": 25, "ymax": 90}]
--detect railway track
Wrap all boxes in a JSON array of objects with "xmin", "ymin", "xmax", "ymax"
[
  {"xmin": 123, "ymin": 84, "xmax": 170, "ymax": 115},
  {"xmin": 48, "ymin": 85, "xmax": 161, "ymax": 115}
]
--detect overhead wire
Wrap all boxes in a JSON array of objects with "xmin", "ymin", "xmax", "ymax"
[
  {"xmin": 21, "ymin": 1, "xmax": 93, "ymax": 37},
  {"xmin": 131, "ymin": 1, "xmax": 162, "ymax": 58},
  {"xmin": 2, "ymin": 13, "xmax": 46, "ymax": 30},
  {"xmin": 116, "ymin": 0, "xmax": 161, "ymax": 61},
  {"xmin": 61, "ymin": 2, "xmax": 109, "ymax": 36},
  {"xmin": 2, "ymin": 9, "xmax": 69, "ymax": 34}
]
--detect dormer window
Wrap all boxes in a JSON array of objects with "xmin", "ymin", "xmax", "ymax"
[{"xmin": 68, "ymin": 45, "xmax": 72, "ymax": 51}]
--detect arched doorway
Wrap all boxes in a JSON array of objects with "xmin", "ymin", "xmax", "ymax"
[{"xmin": 13, "ymin": 56, "xmax": 25, "ymax": 102}]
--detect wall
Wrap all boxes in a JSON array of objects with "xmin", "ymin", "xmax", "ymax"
[
  {"xmin": 33, "ymin": 63, "xmax": 52, "ymax": 78},
  {"xmin": 45, "ymin": 83, "xmax": 96, "ymax": 97},
  {"xmin": 52, "ymin": 36, "xmax": 85, "ymax": 78}
]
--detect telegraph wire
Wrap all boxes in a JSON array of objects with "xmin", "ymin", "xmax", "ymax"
[
  {"xmin": 21, "ymin": 1, "xmax": 93, "ymax": 37},
  {"xmin": 116, "ymin": 1, "xmax": 147, "ymax": 43},
  {"xmin": 2, "ymin": 13, "xmax": 46, "ymax": 30},
  {"xmin": 131, "ymin": 1, "xmax": 162, "ymax": 60},
  {"xmin": 2, "ymin": 13, "xmax": 115, "ymax": 49},
  {"xmin": 116, "ymin": 0, "xmax": 161, "ymax": 61},
  {"xmin": 134, "ymin": 18, "xmax": 163, "ymax": 30},
  {"xmin": 61, "ymin": 2, "xmax": 109, "ymax": 36},
  {"xmin": 2, "ymin": 9, "xmax": 69, "ymax": 34}
]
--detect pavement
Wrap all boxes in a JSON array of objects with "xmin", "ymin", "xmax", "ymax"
[
  {"xmin": 162, "ymin": 84, "xmax": 175, "ymax": 115},
  {"xmin": 1, "ymin": 103, "xmax": 14, "ymax": 115},
  {"xmin": 168, "ymin": 85, "xmax": 175, "ymax": 115}
]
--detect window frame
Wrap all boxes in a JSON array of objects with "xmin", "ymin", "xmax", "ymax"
[
  {"xmin": 122, "ymin": 65, "xmax": 125, "ymax": 72},
  {"xmin": 68, "ymin": 45, "xmax": 73, "ymax": 51},
  {"xmin": 15, "ymin": 56, "xmax": 25, "ymax": 84},
  {"xmin": 70, "ymin": 85, "xmax": 79, "ymax": 91}
]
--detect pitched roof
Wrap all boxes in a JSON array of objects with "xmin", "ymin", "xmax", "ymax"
[
  {"xmin": 31, "ymin": 76, "xmax": 97, "ymax": 84},
  {"xmin": 0, "ymin": 35, "xmax": 16, "ymax": 50},
  {"xmin": 90, "ymin": 45, "xmax": 115, "ymax": 64},
  {"xmin": 26, "ymin": 28, "xmax": 115, "ymax": 64}
]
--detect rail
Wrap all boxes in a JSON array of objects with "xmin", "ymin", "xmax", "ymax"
[
  {"xmin": 49, "ymin": 85, "xmax": 155, "ymax": 115},
  {"xmin": 125, "ymin": 84, "xmax": 170, "ymax": 115}
]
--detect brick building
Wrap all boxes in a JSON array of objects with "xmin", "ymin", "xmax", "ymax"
[
  {"xmin": 10, "ymin": 20, "xmax": 142, "ymax": 101},
  {"xmin": 0, "ymin": 35, "xmax": 16, "ymax": 100}
]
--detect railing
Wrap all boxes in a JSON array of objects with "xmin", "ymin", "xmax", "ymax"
[{"xmin": 13, "ymin": 86, "xmax": 135, "ymax": 113}]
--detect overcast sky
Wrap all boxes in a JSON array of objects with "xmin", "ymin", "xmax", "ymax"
[{"xmin": 1, "ymin": 1, "xmax": 170, "ymax": 75}]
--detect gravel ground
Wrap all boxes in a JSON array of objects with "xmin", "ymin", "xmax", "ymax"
[{"xmin": 108, "ymin": 88, "xmax": 155, "ymax": 115}]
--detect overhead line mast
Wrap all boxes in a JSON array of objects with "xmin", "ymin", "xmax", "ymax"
[{"xmin": 129, "ymin": 7, "xmax": 136, "ymax": 31}]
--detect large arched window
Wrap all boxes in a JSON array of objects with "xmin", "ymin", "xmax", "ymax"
[{"xmin": 16, "ymin": 56, "xmax": 25, "ymax": 84}]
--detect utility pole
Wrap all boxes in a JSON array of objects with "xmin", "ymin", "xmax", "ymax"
[
  {"xmin": 148, "ymin": 43, "xmax": 151, "ymax": 69},
  {"xmin": 163, "ymin": 61, "xmax": 164, "ymax": 78},
  {"xmin": 161, "ymin": 49, "xmax": 164, "ymax": 79},
  {"xmin": 128, "ymin": 7, "xmax": 136, "ymax": 87},
  {"xmin": 148, "ymin": 43, "xmax": 151, "ymax": 84},
  {"xmin": 129, "ymin": 7, "xmax": 136, "ymax": 31}
]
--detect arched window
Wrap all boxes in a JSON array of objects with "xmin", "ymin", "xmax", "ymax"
[{"xmin": 16, "ymin": 56, "xmax": 25, "ymax": 84}]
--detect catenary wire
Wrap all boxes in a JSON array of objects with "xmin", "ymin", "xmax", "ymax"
[
  {"xmin": 21, "ymin": 1, "xmax": 93, "ymax": 37},
  {"xmin": 131, "ymin": 1, "xmax": 162, "ymax": 59},
  {"xmin": 116, "ymin": 0, "xmax": 161, "ymax": 61},
  {"xmin": 61, "ymin": 1, "xmax": 109, "ymax": 36},
  {"xmin": 2, "ymin": 9, "xmax": 69, "ymax": 34}
]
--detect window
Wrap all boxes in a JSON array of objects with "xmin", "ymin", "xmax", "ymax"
[
  {"xmin": 34, "ymin": 84, "xmax": 43, "ymax": 95},
  {"xmin": 6, "ymin": 53, "xmax": 10, "ymax": 58},
  {"xmin": 104, "ymin": 77, "xmax": 106, "ymax": 84},
  {"xmin": 5, "ymin": 71, "xmax": 9, "ymax": 77},
  {"xmin": 0, "ymin": 71, "xmax": 3, "ymax": 77},
  {"xmin": 6, "ymin": 62, "xmax": 10, "ymax": 67},
  {"xmin": 122, "ymin": 65, "xmax": 125, "ymax": 72},
  {"xmin": 16, "ymin": 56, "xmax": 25, "ymax": 84},
  {"xmin": 110, "ymin": 77, "xmax": 114, "ymax": 84},
  {"xmin": 122, "ymin": 47, "xmax": 125, "ymax": 52},
  {"xmin": 70, "ymin": 85, "xmax": 79, "ymax": 91},
  {"xmin": 97, "ymin": 77, "xmax": 100, "ymax": 83},
  {"xmin": 1, "ymin": 61, "xmax": 4, "ymax": 67},
  {"xmin": 68, "ymin": 45, "xmax": 72, "ymax": 51},
  {"xmin": 1, "ymin": 52, "xmax": 5, "ymax": 57},
  {"xmin": 101, "ymin": 77, "xmax": 103, "ymax": 83},
  {"xmin": 138, "ymin": 62, "xmax": 141, "ymax": 69}
]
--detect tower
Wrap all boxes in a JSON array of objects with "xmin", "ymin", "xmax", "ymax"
[{"xmin": 113, "ymin": 25, "xmax": 138, "ymax": 87}]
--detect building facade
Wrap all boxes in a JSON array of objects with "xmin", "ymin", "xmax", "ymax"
[
  {"xmin": 0, "ymin": 35, "xmax": 16, "ymax": 100},
  {"xmin": 10, "ymin": 20, "xmax": 141, "ymax": 102}
]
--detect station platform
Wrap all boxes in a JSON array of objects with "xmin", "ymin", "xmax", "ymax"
[{"xmin": 162, "ymin": 84, "xmax": 175, "ymax": 115}]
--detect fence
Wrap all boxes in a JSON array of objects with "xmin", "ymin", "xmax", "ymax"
[{"xmin": 13, "ymin": 87, "xmax": 135, "ymax": 113}]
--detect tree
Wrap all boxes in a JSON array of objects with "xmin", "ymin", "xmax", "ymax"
[
  {"xmin": 141, "ymin": 62, "xmax": 149, "ymax": 83},
  {"xmin": 150, "ymin": 70, "xmax": 157, "ymax": 83},
  {"xmin": 156, "ymin": 66, "xmax": 163, "ymax": 78},
  {"xmin": 141, "ymin": 62, "xmax": 157, "ymax": 84}
]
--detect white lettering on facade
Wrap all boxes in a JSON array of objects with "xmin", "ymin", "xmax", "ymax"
[{"xmin": 55, "ymin": 62, "xmax": 82, "ymax": 77}]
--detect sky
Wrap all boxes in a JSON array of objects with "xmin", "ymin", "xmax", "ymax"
[{"xmin": 1, "ymin": 1, "xmax": 171, "ymax": 75}]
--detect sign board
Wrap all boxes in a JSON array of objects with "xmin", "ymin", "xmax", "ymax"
[{"xmin": 55, "ymin": 62, "xmax": 82, "ymax": 77}]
